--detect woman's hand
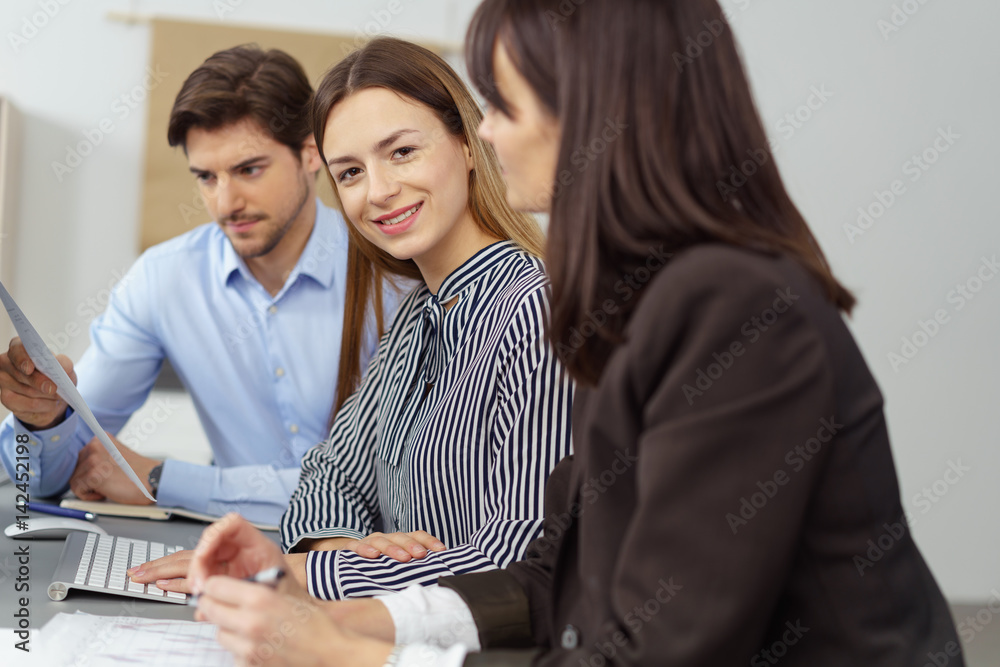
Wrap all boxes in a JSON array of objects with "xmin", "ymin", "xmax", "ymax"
[
  {"xmin": 300, "ymin": 531, "xmax": 446, "ymax": 562},
  {"xmin": 191, "ymin": 514, "xmax": 396, "ymax": 666},
  {"xmin": 344, "ymin": 531, "xmax": 447, "ymax": 562}
]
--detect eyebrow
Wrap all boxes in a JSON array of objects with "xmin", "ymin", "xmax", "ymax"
[
  {"xmin": 189, "ymin": 155, "xmax": 269, "ymax": 175},
  {"xmin": 326, "ymin": 129, "xmax": 419, "ymax": 166}
]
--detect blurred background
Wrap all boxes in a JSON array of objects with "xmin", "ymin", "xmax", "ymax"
[{"xmin": 1, "ymin": 0, "xmax": 998, "ymax": 660}]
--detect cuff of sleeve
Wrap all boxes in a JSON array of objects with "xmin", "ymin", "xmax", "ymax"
[
  {"xmin": 438, "ymin": 572, "xmax": 534, "ymax": 650},
  {"xmin": 379, "ymin": 584, "xmax": 480, "ymax": 650},
  {"xmin": 17, "ymin": 408, "xmax": 77, "ymax": 445},
  {"xmin": 285, "ymin": 528, "xmax": 365, "ymax": 554},
  {"xmin": 394, "ymin": 644, "xmax": 470, "ymax": 667},
  {"xmin": 306, "ymin": 549, "xmax": 341, "ymax": 600},
  {"xmin": 156, "ymin": 459, "xmax": 214, "ymax": 512}
]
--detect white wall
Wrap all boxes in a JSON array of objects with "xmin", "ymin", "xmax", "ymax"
[{"xmin": 0, "ymin": 0, "xmax": 996, "ymax": 601}]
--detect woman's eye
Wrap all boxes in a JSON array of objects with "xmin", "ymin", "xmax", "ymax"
[
  {"xmin": 338, "ymin": 167, "xmax": 361, "ymax": 183},
  {"xmin": 393, "ymin": 147, "xmax": 416, "ymax": 159},
  {"xmin": 241, "ymin": 165, "xmax": 262, "ymax": 177}
]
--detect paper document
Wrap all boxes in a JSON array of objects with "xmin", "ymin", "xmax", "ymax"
[
  {"xmin": 0, "ymin": 280, "xmax": 155, "ymax": 501},
  {"xmin": 37, "ymin": 612, "xmax": 233, "ymax": 666}
]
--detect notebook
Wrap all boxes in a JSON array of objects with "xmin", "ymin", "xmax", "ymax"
[{"xmin": 60, "ymin": 498, "xmax": 279, "ymax": 531}]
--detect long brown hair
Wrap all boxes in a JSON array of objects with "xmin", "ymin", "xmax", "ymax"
[
  {"xmin": 314, "ymin": 37, "xmax": 545, "ymax": 419},
  {"xmin": 467, "ymin": 0, "xmax": 855, "ymax": 386}
]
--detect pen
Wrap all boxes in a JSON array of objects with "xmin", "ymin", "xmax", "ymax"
[
  {"xmin": 187, "ymin": 566, "xmax": 286, "ymax": 606},
  {"xmin": 28, "ymin": 502, "xmax": 96, "ymax": 521}
]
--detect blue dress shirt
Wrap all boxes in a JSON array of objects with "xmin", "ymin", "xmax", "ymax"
[{"xmin": 0, "ymin": 200, "xmax": 382, "ymax": 525}]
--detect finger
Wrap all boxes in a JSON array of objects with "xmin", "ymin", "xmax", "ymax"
[
  {"xmin": 383, "ymin": 533, "xmax": 430, "ymax": 558},
  {"xmin": 56, "ymin": 355, "xmax": 77, "ymax": 386},
  {"xmin": 153, "ymin": 577, "xmax": 194, "ymax": 594},
  {"xmin": 190, "ymin": 514, "xmax": 272, "ymax": 591},
  {"xmin": 128, "ymin": 550, "xmax": 193, "ymax": 582},
  {"xmin": 201, "ymin": 575, "xmax": 273, "ymax": 609},
  {"xmin": 344, "ymin": 539, "xmax": 382, "ymax": 559},
  {"xmin": 363, "ymin": 535, "xmax": 412, "ymax": 563},
  {"xmin": 408, "ymin": 530, "xmax": 447, "ymax": 553},
  {"xmin": 7, "ymin": 338, "xmax": 34, "ymax": 376}
]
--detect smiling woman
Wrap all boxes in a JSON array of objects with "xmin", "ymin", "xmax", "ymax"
[{"xmin": 273, "ymin": 37, "xmax": 574, "ymax": 602}]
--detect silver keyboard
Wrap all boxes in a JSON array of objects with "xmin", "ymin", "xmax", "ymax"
[{"xmin": 48, "ymin": 531, "xmax": 189, "ymax": 604}]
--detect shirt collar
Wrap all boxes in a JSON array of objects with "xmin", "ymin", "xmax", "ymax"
[
  {"xmin": 219, "ymin": 199, "xmax": 346, "ymax": 292},
  {"xmin": 432, "ymin": 240, "xmax": 519, "ymax": 304}
]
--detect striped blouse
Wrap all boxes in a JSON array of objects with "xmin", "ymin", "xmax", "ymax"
[{"xmin": 280, "ymin": 241, "xmax": 575, "ymax": 600}]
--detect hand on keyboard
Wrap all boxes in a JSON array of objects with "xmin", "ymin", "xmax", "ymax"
[{"xmin": 127, "ymin": 548, "xmax": 195, "ymax": 594}]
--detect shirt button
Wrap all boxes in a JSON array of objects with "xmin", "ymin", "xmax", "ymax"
[
  {"xmin": 268, "ymin": 305, "xmax": 278, "ymax": 315},
  {"xmin": 289, "ymin": 424, "xmax": 299, "ymax": 434},
  {"xmin": 560, "ymin": 625, "xmax": 579, "ymax": 649},
  {"xmin": 50, "ymin": 435, "xmax": 60, "ymax": 443},
  {"xmin": 275, "ymin": 367, "xmax": 285, "ymax": 377}
]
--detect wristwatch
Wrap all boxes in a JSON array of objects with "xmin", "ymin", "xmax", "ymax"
[{"xmin": 148, "ymin": 463, "xmax": 164, "ymax": 500}]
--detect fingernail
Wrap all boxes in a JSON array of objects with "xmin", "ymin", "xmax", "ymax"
[
  {"xmin": 42, "ymin": 382, "xmax": 53, "ymax": 394},
  {"xmin": 156, "ymin": 579, "xmax": 170, "ymax": 585},
  {"xmin": 20, "ymin": 363, "xmax": 30, "ymax": 374},
  {"xmin": 131, "ymin": 569, "xmax": 144, "ymax": 577},
  {"xmin": 126, "ymin": 567, "xmax": 136, "ymax": 574}
]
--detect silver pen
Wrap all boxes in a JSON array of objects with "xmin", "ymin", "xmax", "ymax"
[{"xmin": 187, "ymin": 566, "xmax": 286, "ymax": 606}]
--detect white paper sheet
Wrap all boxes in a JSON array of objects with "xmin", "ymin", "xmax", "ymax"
[
  {"xmin": 0, "ymin": 280, "xmax": 155, "ymax": 501},
  {"xmin": 37, "ymin": 613, "xmax": 233, "ymax": 666}
]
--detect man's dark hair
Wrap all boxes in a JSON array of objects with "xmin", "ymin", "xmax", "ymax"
[{"xmin": 167, "ymin": 44, "xmax": 313, "ymax": 153}]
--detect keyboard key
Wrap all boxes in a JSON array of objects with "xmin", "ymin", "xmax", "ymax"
[{"xmin": 166, "ymin": 591, "xmax": 186, "ymax": 600}]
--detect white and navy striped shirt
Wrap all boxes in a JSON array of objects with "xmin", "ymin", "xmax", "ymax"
[{"xmin": 281, "ymin": 241, "xmax": 575, "ymax": 599}]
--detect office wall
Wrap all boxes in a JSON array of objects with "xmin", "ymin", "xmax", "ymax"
[{"xmin": 0, "ymin": 0, "xmax": 996, "ymax": 601}]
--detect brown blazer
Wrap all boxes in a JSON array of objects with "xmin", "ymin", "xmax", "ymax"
[{"xmin": 440, "ymin": 245, "xmax": 962, "ymax": 666}]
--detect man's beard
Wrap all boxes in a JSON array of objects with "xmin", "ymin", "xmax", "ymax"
[{"xmin": 230, "ymin": 174, "xmax": 311, "ymax": 259}]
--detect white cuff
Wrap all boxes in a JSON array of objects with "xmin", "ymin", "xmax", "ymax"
[
  {"xmin": 392, "ymin": 644, "xmax": 469, "ymax": 667},
  {"xmin": 379, "ymin": 583, "xmax": 481, "ymax": 650}
]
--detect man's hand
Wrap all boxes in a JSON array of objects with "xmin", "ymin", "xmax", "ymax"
[
  {"xmin": 69, "ymin": 434, "xmax": 158, "ymax": 505},
  {"xmin": 298, "ymin": 531, "xmax": 447, "ymax": 562},
  {"xmin": 0, "ymin": 337, "xmax": 74, "ymax": 429}
]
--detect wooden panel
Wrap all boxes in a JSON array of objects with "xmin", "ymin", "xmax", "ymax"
[{"xmin": 141, "ymin": 19, "xmax": 410, "ymax": 250}]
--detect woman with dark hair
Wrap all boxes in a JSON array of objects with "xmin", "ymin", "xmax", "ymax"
[{"xmin": 187, "ymin": 1, "xmax": 962, "ymax": 665}]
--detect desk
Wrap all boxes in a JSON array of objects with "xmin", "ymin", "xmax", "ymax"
[{"xmin": 0, "ymin": 483, "xmax": 280, "ymax": 629}]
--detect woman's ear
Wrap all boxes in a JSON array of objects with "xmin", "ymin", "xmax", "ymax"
[{"xmin": 462, "ymin": 139, "xmax": 475, "ymax": 174}]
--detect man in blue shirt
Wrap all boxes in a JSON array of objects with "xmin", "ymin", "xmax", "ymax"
[{"xmin": 0, "ymin": 46, "xmax": 385, "ymax": 526}]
